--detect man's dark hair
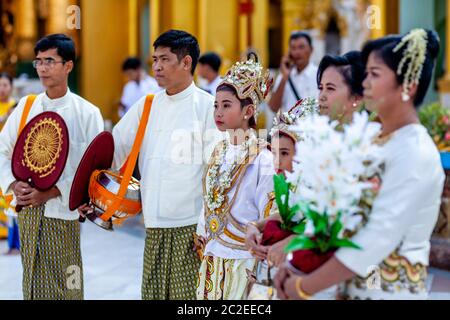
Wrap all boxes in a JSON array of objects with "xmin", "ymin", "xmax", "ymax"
[
  {"xmin": 153, "ymin": 30, "xmax": 200, "ymax": 75},
  {"xmin": 199, "ymin": 52, "xmax": 222, "ymax": 73},
  {"xmin": 289, "ymin": 31, "xmax": 312, "ymax": 48},
  {"xmin": 34, "ymin": 34, "xmax": 76, "ymax": 63},
  {"xmin": 122, "ymin": 57, "xmax": 142, "ymax": 71}
]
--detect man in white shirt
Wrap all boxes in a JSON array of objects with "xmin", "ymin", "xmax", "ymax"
[
  {"xmin": 269, "ymin": 31, "xmax": 319, "ymax": 113},
  {"xmin": 0, "ymin": 34, "xmax": 104, "ymax": 300},
  {"xmin": 112, "ymin": 30, "xmax": 219, "ymax": 300},
  {"xmin": 120, "ymin": 57, "xmax": 161, "ymax": 117},
  {"xmin": 197, "ymin": 52, "xmax": 222, "ymax": 95}
]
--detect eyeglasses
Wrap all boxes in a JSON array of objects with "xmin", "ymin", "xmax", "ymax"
[{"xmin": 32, "ymin": 58, "xmax": 66, "ymax": 69}]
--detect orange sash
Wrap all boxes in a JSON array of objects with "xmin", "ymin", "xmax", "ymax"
[
  {"xmin": 101, "ymin": 94, "xmax": 154, "ymax": 222},
  {"xmin": 18, "ymin": 95, "xmax": 37, "ymax": 136},
  {"xmin": 3, "ymin": 95, "xmax": 36, "ymax": 209}
]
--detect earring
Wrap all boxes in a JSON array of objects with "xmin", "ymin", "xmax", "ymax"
[
  {"xmin": 244, "ymin": 116, "xmax": 248, "ymax": 120},
  {"xmin": 352, "ymin": 102, "xmax": 357, "ymax": 107},
  {"xmin": 402, "ymin": 93, "xmax": 410, "ymax": 102}
]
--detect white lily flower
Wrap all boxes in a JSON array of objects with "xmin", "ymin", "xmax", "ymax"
[{"xmin": 284, "ymin": 112, "xmax": 383, "ymax": 232}]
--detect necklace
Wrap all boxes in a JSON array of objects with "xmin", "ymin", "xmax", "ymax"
[{"xmin": 204, "ymin": 131, "xmax": 257, "ymax": 239}]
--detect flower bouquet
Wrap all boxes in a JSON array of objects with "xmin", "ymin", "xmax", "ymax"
[
  {"xmin": 419, "ymin": 102, "xmax": 450, "ymax": 152},
  {"xmin": 419, "ymin": 102, "xmax": 450, "ymax": 169},
  {"xmin": 281, "ymin": 112, "xmax": 383, "ymax": 273}
]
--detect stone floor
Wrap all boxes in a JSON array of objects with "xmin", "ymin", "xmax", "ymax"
[
  {"xmin": 0, "ymin": 215, "xmax": 145, "ymax": 300},
  {"xmin": 1, "ymin": 215, "xmax": 450, "ymax": 300}
]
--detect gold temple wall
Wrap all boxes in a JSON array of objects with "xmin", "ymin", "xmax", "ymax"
[
  {"xmin": 11, "ymin": 0, "xmax": 408, "ymax": 119},
  {"xmin": 80, "ymin": 0, "xmax": 130, "ymax": 121},
  {"xmin": 79, "ymin": 0, "xmax": 270, "ymax": 119}
]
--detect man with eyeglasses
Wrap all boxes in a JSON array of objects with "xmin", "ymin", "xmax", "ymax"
[{"xmin": 0, "ymin": 34, "xmax": 104, "ymax": 300}]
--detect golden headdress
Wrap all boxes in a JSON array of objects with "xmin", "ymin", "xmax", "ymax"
[
  {"xmin": 219, "ymin": 52, "xmax": 273, "ymax": 120},
  {"xmin": 270, "ymin": 97, "xmax": 319, "ymax": 142}
]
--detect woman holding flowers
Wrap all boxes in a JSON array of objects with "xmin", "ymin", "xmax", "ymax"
[
  {"xmin": 245, "ymin": 51, "xmax": 367, "ymax": 269},
  {"xmin": 195, "ymin": 53, "xmax": 275, "ymax": 300},
  {"xmin": 275, "ymin": 29, "xmax": 445, "ymax": 300}
]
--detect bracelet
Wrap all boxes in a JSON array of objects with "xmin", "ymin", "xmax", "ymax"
[{"xmin": 295, "ymin": 277, "xmax": 312, "ymax": 300}]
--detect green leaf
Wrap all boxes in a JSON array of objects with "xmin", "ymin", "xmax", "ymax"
[
  {"xmin": 273, "ymin": 174, "xmax": 289, "ymax": 220},
  {"xmin": 330, "ymin": 213, "xmax": 343, "ymax": 240},
  {"xmin": 291, "ymin": 222, "xmax": 306, "ymax": 235},
  {"xmin": 287, "ymin": 203, "xmax": 300, "ymax": 218},
  {"xmin": 331, "ymin": 238, "xmax": 362, "ymax": 250},
  {"xmin": 284, "ymin": 236, "xmax": 318, "ymax": 253},
  {"xmin": 315, "ymin": 215, "xmax": 328, "ymax": 235},
  {"xmin": 316, "ymin": 237, "xmax": 330, "ymax": 253},
  {"xmin": 303, "ymin": 209, "xmax": 320, "ymax": 226}
]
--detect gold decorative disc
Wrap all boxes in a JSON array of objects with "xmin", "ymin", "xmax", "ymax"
[{"xmin": 22, "ymin": 117, "xmax": 63, "ymax": 178}]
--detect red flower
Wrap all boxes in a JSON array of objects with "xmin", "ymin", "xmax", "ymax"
[
  {"xmin": 289, "ymin": 249, "xmax": 335, "ymax": 274},
  {"xmin": 261, "ymin": 220, "xmax": 294, "ymax": 246},
  {"xmin": 445, "ymin": 132, "xmax": 450, "ymax": 141}
]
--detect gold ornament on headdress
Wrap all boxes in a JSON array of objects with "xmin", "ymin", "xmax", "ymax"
[
  {"xmin": 393, "ymin": 28, "xmax": 428, "ymax": 102},
  {"xmin": 22, "ymin": 117, "xmax": 63, "ymax": 178},
  {"xmin": 220, "ymin": 52, "xmax": 273, "ymax": 120},
  {"xmin": 270, "ymin": 97, "xmax": 319, "ymax": 142}
]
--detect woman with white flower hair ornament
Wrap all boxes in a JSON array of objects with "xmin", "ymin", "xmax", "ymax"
[
  {"xmin": 274, "ymin": 29, "xmax": 445, "ymax": 300},
  {"xmin": 194, "ymin": 53, "xmax": 275, "ymax": 300}
]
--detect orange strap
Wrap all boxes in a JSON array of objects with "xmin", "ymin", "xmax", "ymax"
[
  {"xmin": 101, "ymin": 94, "xmax": 154, "ymax": 221},
  {"xmin": 18, "ymin": 95, "xmax": 37, "ymax": 136}
]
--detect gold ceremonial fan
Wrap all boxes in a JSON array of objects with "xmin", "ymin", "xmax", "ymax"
[{"xmin": 12, "ymin": 112, "xmax": 69, "ymax": 212}]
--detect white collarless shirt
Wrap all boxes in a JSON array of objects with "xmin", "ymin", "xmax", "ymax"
[
  {"xmin": 205, "ymin": 76, "xmax": 222, "ymax": 95},
  {"xmin": 0, "ymin": 89, "xmax": 104, "ymax": 220},
  {"xmin": 113, "ymin": 82, "xmax": 223, "ymax": 228},
  {"xmin": 120, "ymin": 75, "xmax": 162, "ymax": 115},
  {"xmin": 273, "ymin": 62, "xmax": 319, "ymax": 112}
]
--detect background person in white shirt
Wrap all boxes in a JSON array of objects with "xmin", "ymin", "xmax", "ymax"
[
  {"xmin": 0, "ymin": 34, "xmax": 104, "ymax": 300},
  {"xmin": 119, "ymin": 57, "xmax": 161, "ymax": 117},
  {"xmin": 112, "ymin": 30, "xmax": 219, "ymax": 300},
  {"xmin": 269, "ymin": 31, "xmax": 319, "ymax": 113},
  {"xmin": 197, "ymin": 52, "xmax": 222, "ymax": 95}
]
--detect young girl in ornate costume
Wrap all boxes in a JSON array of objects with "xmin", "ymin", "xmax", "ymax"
[{"xmin": 195, "ymin": 53, "xmax": 274, "ymax": 300}]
